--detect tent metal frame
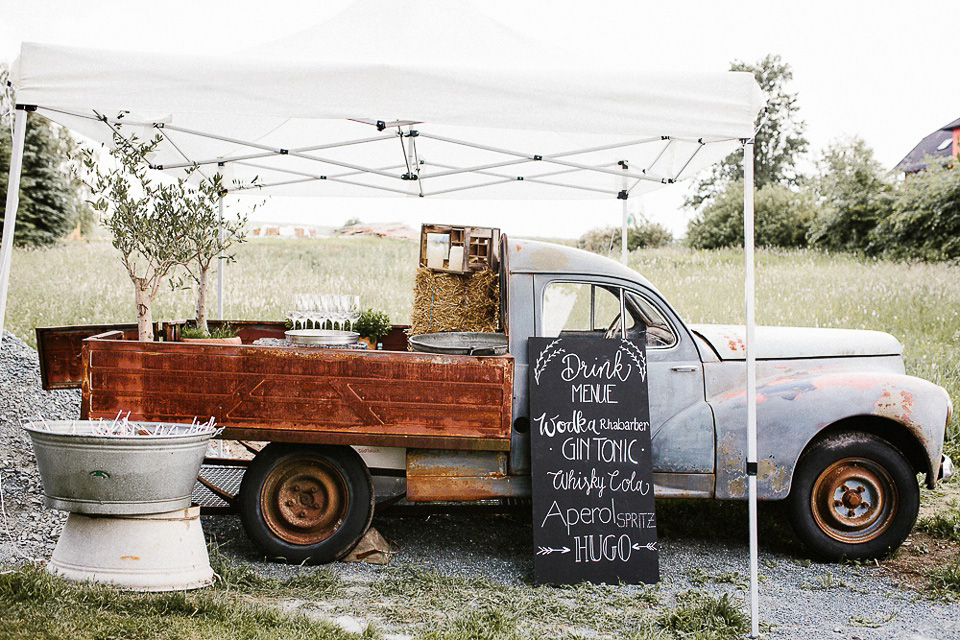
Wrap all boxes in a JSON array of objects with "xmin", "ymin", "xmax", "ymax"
[{"xmin": 27, "ymin": 107, "xmax": 733, "ymax": 198}]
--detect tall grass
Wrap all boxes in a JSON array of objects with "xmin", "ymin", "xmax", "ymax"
[
  {"xmin": 7, "ymin": 238, "xmax": 958, "ymax": 451},
  {"xmin": 625, "ymin": 246, "xmax": 960, "ymax": 454},
  {"xmin": 6, "ymin": 237, "xmax": 418, "ymax": 343}
]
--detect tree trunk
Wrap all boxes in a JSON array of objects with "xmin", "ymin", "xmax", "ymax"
[
  {"xmin": 196, "ymin": 266, "xmax": 209, "ymax": 334},
  {"xmin": 134, "ymin": 284, "xmax": 154, "ymax": 341}
]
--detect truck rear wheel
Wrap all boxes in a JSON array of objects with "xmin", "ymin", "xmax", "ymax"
[
  {"xmin": 787, "ymin": 432, "xmax": 919, "ymax": 561},
  {"xmin": 239, "ymin": 443, "xmax": 374, "ymax": 564}
]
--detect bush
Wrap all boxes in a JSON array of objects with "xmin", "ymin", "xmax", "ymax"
[
  {"xmin": 872, "ymin": 159, "xmax": 960, "ymax": 261},
  {"xmin": 808, "ymin": 136, "xmax": 892, "ymax": 252},
  {"xmin": 686, "ymin": 179, "xmax": 818, "ymax": 249},
  {"xmin": 577, "ymin": 220, "xmax": 673, "ymax": 254}
]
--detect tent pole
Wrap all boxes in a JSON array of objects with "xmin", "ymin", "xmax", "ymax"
[
  {"xmin": 743, "ymin": 139, "xmax": 759, "ymax": 638},
  {"xmin": 217, "ymin": 195, "xmax": 224, "ymax": 320},
  {"xmin": 621, "ymin": 162, "xmax": 628, "ymax": 264},
  {"xmin": 620, "ymin": 197, "xmax": 628, "ymax": 264},
  {"xmin": 0, "ymin": 107, "xmax": 28, "ymax": 349}
]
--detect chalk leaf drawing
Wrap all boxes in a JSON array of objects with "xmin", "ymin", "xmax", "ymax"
[{"xmin": 533, "ymin": 339, "xmax": 565, "ymax": 385}]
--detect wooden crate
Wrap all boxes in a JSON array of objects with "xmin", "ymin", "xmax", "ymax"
[{"xmin": 419, "ymin": 223, "xmax": 500, "ymax": 273}]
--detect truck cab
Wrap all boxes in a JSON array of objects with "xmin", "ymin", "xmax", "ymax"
[
  {"xmin": 502, "ymin": 238, "xmax": 951, "ymax": 562},
  {"xmin": 505, "ymin": 239, "xmax": 716, "ymax": 499}
]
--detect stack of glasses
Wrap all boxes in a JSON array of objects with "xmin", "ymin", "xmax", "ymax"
[{"xmin": 287, "ymin": 294, "xmax": 361, "ymax": 331}]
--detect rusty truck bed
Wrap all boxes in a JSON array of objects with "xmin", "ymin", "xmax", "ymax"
[{"xmin": 39, "ymin": 323, "xmax": 513, "ymax": 451}]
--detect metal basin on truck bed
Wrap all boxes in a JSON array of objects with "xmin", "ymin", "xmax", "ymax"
[{"xmin": 409, "ymin": 332, "xmax": 508, "ymax": 356}]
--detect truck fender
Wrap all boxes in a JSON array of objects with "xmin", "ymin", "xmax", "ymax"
[{"xmin": 712, "ymin": 372, "xmax": 950, "ymax": 500}]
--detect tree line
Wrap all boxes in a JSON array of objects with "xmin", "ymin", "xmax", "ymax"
[{"xmin": 686, "ymin": 55, "xmax": 960, "ymax": 261}]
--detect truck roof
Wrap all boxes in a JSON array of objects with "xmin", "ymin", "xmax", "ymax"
[{"xmin": 506, "ymin": 239, "xmax": 659, "ymax": 292}]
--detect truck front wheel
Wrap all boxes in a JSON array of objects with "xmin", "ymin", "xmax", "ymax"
[
  {"xmin": 239, "ymin": 443, "xmax": 374, "ymax": 564},
  {"xmin": 787, "ymin": 432, "xmax": 919, "ymax": 561}
]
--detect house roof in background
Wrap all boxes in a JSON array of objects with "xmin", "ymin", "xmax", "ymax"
[{"xmin": 894, "ymin": 117, "xmax": 958, "ymax": 173}]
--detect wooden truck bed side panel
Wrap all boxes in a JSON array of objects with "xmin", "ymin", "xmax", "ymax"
[
  {"xmin": 38, "ymin": 322, "xmax": 413, "ymax": 391},
  {"xmin": 82, "ymin": 338, "xmax": 514, "ymax": 451},
  {"xmin": 36, "ymin": 324, "xmax": 145, "ymax": 390}
]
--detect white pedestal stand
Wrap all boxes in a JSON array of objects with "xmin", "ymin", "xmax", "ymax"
[{"xmin": 48, "ymin": 506, "xmax": 213, "ymax": 591}]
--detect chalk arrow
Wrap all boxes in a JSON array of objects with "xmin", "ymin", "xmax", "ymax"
[
  {"xmin": 632, "ymin": 542, "xmax": 658, "ymax": 551},
  {"xmin": 536, "ymin": 546, "xmax": 571, "ymax": 556}
]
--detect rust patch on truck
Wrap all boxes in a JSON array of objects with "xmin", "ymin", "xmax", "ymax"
[
  {"xmin": 727, "ymin": 336, "xmax": 745, "ymax": 354},
  {"xmin": 717, "ymin": 432, "xmax": 747, "ymax": 497},
  {"xmin": 873, "ymin": 388, "xmax": 916, "ymax": 427},
  {"xmin": 758, "ymin": 458, "xmax": 790, "ymax": 494},
  {"xmin": 717, "ymin": 431, "xmax": 790, "ymax": 499},
  {"xmin": 810, "ymin": 376, "xmax": 880, "ymax": 392}
]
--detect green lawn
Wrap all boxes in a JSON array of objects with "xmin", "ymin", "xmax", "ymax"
[{"xmin": 6, "ymin": 237, "xmax": 958, "ymax": 453}]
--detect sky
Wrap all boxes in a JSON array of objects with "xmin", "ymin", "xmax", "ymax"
[{"xmin": 3, "ymin": 0, "xmax": 959, "ymax": 238}]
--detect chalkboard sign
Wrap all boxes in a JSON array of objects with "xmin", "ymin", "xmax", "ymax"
[{"xmin": 528, "ymin": 337, "xmax": 658, "ymax": 585}]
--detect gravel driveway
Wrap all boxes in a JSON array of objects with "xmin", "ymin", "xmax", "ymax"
[{"xmin": 1, "ymin": 330, "xmax": 957, "ymax": 639}]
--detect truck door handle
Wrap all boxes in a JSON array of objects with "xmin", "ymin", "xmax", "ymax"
[{"xmin": 671, "ymin": 366, "xmax": 698, "ymax": 372}]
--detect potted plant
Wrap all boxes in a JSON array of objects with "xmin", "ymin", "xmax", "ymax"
[
  {"xmin": 86, "ymin": 119, "xmax": 256, "ymax": 343},
  {"xmin": 181, "ymin": 322, "xmax": 242, "ymax": 345},
  {"xmin": 179, "ymin": 171, "xmax": 251, "ymax": 341},
  {"xmin": 354, "ymin": 309, "xmax": 391, "ymax": 349},
  {"xmin": 84, "ymin": 128, "xmax": 194, "ymax": 341}
]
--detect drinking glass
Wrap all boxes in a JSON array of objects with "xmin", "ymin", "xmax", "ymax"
[
  {"xmin": 346, "ymin": 295, "xmax": 361, "ymax": 331},
  {"xmin": 330, "ymin": 295, "xmax": 347, "ymax": 330},
  {"xmin": 320, "ymin": 294, "xmax": 334, "ymax": 330},
  {"xmin": 306, "ymin": 294, "xmax": 320, "ymax": 329}
]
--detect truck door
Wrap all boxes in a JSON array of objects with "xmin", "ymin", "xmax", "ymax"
[{"xmin": 532, "ymin": 277, "xmax": 715, "ymax": 484}]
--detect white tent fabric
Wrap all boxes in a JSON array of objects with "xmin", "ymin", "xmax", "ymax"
[
  {"xmin": 3, "ymin": 2, "xmax": 765, "ymax": 635},
  {"xmin": 10, "ymin": 1, "xmax": 764, "ymax": 200}
]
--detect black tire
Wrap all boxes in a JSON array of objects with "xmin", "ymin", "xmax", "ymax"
[
  {"xmin": 787, "ymin": 432, "xmax": 919, "ymax": 561},
  {"xmin": 238, "ymin": 443, "xmax": 374, "ymax": 564}
]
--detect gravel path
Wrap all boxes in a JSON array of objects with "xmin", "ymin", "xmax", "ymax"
[
  {"xmin": 0, "ymin": 331, "xmax": 77, "ymax": 564},
  {"xmin": 1, "ymin": 330, "xmax": 957, "ymax": 639}
]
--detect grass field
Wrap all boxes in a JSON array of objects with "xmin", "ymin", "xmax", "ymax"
[{"xmin": 6, "ymin": 236, "xmax": 959, "ymax": 452}]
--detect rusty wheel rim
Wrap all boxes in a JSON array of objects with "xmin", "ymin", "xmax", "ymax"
[
  {"xmin": 260, "ymin": 456, "xmax": 350, "ymax": 546},
  {"xmin": 810, "ymin": 457, "xmax": 897, "ymax": 544}
]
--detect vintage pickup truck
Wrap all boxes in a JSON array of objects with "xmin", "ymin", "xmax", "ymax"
[{"xmin": 37, "ymin": 237, "xmax": 953, "ymax": 563}]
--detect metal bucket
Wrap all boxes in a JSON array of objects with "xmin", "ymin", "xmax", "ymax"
[
  {"xmin": 23, "ymin": 421, "xmax": 215, "ymax": 515},
  {"xmin": 48, "ymin": 507, "xmax": 213, "ymax": 591},
  {"xmin": 409, "ymin": 332, "xmax": 508, "ymax": 356}
]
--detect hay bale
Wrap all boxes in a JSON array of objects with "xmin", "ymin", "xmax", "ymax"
[{"xmin": 409, "ymin": 268, "xmax": 500, "ymax": 338}]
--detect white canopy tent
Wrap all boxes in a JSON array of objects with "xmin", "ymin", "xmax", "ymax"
[{"xmin": 2, "ymin": 1, "xmax": 765, "ymax": 634}]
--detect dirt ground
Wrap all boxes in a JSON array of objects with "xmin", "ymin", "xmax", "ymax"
[{"xmin": 880, "ymin": 482, "xmax": 960, "ymax": 590}]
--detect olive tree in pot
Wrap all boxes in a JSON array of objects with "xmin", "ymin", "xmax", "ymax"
[
  {"xmin": 178, "ymin": 172, "xmax": 250, "ymax": 343},
  {"xmin": 84, "ymin": 132, "xmax": 193, "ymax": 341}
]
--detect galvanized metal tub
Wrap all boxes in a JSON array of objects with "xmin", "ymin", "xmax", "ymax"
[
  {"xmin": 23, "ymin": 421, "xmax": 215, "ymax": 515},
  {"xmin": 48, "ymin": 506, "xmax": 213, "ymax": 591},
  {"xmin": 409, "ymin": 331, "xmax": 508, "ymax": 356}
]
